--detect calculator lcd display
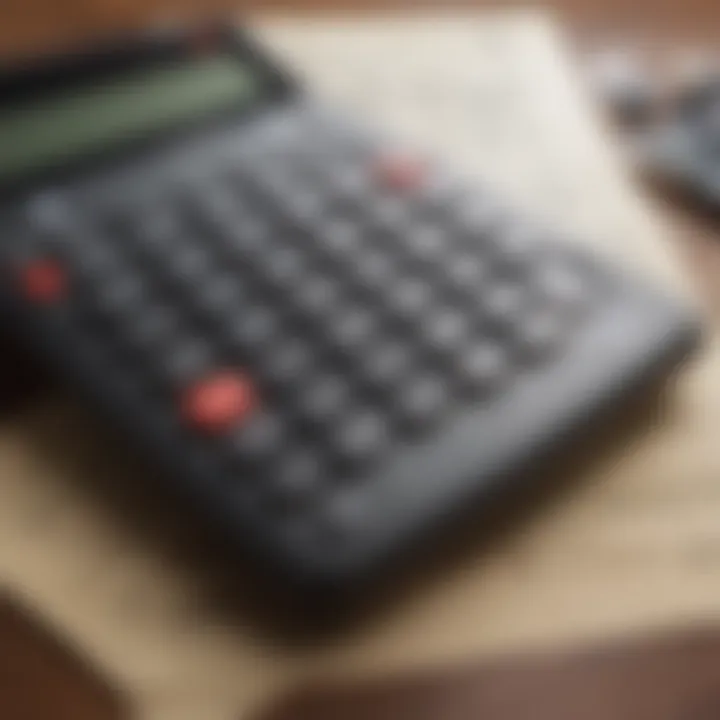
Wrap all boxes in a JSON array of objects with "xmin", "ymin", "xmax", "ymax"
[{"xmin": 0, "ymin": 56, "xmax": 257, "ymax": 182}]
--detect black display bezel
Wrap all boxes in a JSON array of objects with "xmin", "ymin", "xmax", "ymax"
[{"xmin": 0, "ymin": 22, "xmax": 296, "ymax": 196}]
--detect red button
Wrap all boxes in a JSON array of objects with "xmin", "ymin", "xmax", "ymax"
[
  {"xmin": 20, "ymin": 260, "xmax": 66, "ymax": 304},
  {"xmin": 373, "ymin": 153, "xmax": 427, "ymax": 192},
  {"xmin": 182, "ymin": 371, "xmax": 256, "ymax": 434}
]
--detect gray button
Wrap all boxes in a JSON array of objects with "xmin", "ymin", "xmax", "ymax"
[
  {"xmin": 295, "ymin": 276, "xmax": 342, "ymax": 316},
  {"xmin": 389, "ymin": 278, "xmax": 433, "ymax": 318},
  {"xmin": 355, "ymin": 251, "xmax": 395, "ymax": 290},
  {"xmin": 363, "ymin": 340, "xmax": 413, "ymax": 387},
  {"xmin": 317, "ymin": 217, "xmax": 362, "ymax": 256},
  {"xmin": 333, "ymin": 307, "xmax": 378, "ymax": 352},
  {"xmin": 515, "ymin": 311, "xmax": 566, "ymax": 361},
  {"xmin": 196, "ymin": 275, "xmax": 244, "ymax": 315},
  {"xmin": 264, "ymin": 245, "xmax": 307, "ymax": 286},
  {"xmin": 127, "ymin": 305, "xmax": 179, "ymax": 351},
  {"xmin": 170, "ymin": 244, "xmax": 213, "ymax": 281},
  {"xmin": 298, "ymin": 374, "xmax": 349, "ymax": 425},
  {"xmin": 96, "ymin": 274, "xmax": 147, "ymax": 315},
  {"xmin": 234, "ymin": 216, "xmax": 272, "ymax": 251},
  {"xmin": 483, "ymin": 282, "xmax": 526, "ymax": 324},
  {"xmin": 445, "ymin": 254, "xmax": 488, "ymax": 292},
  {"xmin": 425, "ymin": 308, "xmax": 470, "ymax": 351},
  {"xmin": 536, "ymin": 261, "xmax": 587, "ymax": 310},
  {"xmin": 335, "ymin": 410, "xmax": 389, "ymax": 466},
  {"xmin": 228, "ymin": 306, "xmax": 280, "ymax": 350},
  {"xmin": 26, "ymin": 192, "xmax": 73, "ymax": 233},
  {"xmin": 270, "ymin": 449, "xmax": 323, "ymax": 507},
  {"xmin": 458, "ymin": 342, "xmax": 507, "ymax": 394},
  {"xmin": 370, "ymin": 196, "xmax": 409, "ymax": 229},
  {"xmin": 407, "ymin": 225, "xmax": 446, "ymax": 262},
  {"xmin": 262, "ymin": 337, "xmax": 314, "ymax": 387},
  {"xmin": 231, "ymin": 412, "xmax": 285, "ymax": 463},
  {"xmin": 134, "ymin": 208, "xmax": 180, "ymax": 250},
  {"xmin": 74, "ymin": 241, "xmax": 120, "ymax": 279},
  {"xmin": 396, "ymin": 374, "xmax": 448, "ymax": 431},
  {"xmin": 284, "ymin": 189, "xmax": 326, "ymax": 224},
  {"xmin": 321, "ymin": 488, "xmax": 367, "ymax": 538},
  {"xmin": 163, "ymin": 339, "xmax": 213, "ymax": 383}
]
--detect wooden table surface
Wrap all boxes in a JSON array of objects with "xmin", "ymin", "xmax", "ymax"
[
  {"xmin": 2, "ymin": 0, "xmax": 720, "ymax": 59},
  {"xmin": 1, "ymin": 1, "xmax": 719, "ymax": 718}
]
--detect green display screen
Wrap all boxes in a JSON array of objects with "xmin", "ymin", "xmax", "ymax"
[{"xmin": 0, "ymin": 56, "xmax": 257, "ymax": 182}]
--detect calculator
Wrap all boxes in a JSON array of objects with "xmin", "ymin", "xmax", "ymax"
[{"xmin": 0, "ymin": 23, "xmax": 702, "ymax": 591}]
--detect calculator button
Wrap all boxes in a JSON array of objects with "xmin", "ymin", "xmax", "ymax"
[
  {"xmin": 445, "ymin": 254, "xmax": 488, "ymax": 293},
  {"xmin": 130, "ymin": 207, "xmax": 180, "ymax": 249},
  {"xmin": 95, "ymin": 275, "xmax": 147, "ymax": 316},
  {"xmin": 298, "ymin": 374, "xmax": 350, "ymax": 426},
  {"xmin": 457, "ymin": 342, "xmax": 507, "ymax": 394},
  {"xmin": 369, "ymin": 196, "xmax": 410, "ymax": 230},
  {"xmin": 195, "ymin": 276, "xmax": 244, "ymax": 316},
  {"xmin": 320, "ymin": 488, "xmax": 367, "ymax": 538},
  {"xmin": 406, "ymin": 225, "xmax": 446, "ymax": 263},
  {"xmin": 316, "ymin": 218, "xmax": 362, "ymax": 256},
  {"xmin": 535, "ymin": 261, "xmax": 588, "ymax": 310},
  {"xmin": 26, "ymin": 193, "xmax": 72, "ymax": 232},
  {"xmin": 182, "ymin": 371, "xmax": 256, "ymax": 435},
  {"xmin": 514, "ymin": 311, "xmax": 566, "ymax": 361},
  {"xmin": 362, "ymin": 340, "xmax": 413, "ymax": 387},
  {"xmin": 388, "ymin": 278, "xmax": 434, "ymax": 319},
  {"xmin": 263, "ymin": 246, "xmax": 307, "ymax": 287},
  {"xmin": 192, "ymin": 183, "xmax": 240, "ymax": 224},
  {"xmin": 230, "ymin": 411, "xmax": 284, "ymax": 463},
  {"xmin": 72, "ymin": 242, "xmax": 120, "ymax": 279},
  {"xmin": 126, "ymin": 305, "xmax": 179, "ymax": 351},
  {"xmin": 261, "ymin": 337, "xmax": 314, "ymax": 389},
  {"xmin": 226, "ymin": 306, "xmax": 281, "ymax": 352},
  {"xmin": 164, "ymin": 339, "xmax": 214, "ymax": 384},
  {"xmin": 169, "ymin": 244, "xmax": 213, "ymax": 281},
  {"xmin": 334, "ymin": 409, "xmax": 389, "ymax": 467},
  {"xmin": 20, "ymin": 259, "xmax": 67, "ymax": 304},
  {"xmin": 270, "ymin": 449, "xmax": 323, "ymax": 507},
  {"xmin": 354, "ymin": 251, "xmax": 396, "ymax": 291},
  {"xmin": 294, "ymin": 276, "xmax": 343, "ymax": 317},
  {"xmin": 423, "ymin": 309, "xmax": 471, "ymax": 354},
  {"xmin": 395, "ymin": 374, "xmax": 449, "ymax": 431},
  {"xmin": 283, "ymin": 189, "xmax": 327, "ymax": 224},
  {"xmin": 373, "ymin": 153, "xmax": 428, "ymax": 192},
  {"xmin": 331, "ymin": 307, "xmax": 378, "ymax": 353},
  {"xmin": 223, "ymin": 216, "xmax": 272, "ymax": 255},
  {"xmin": 330, "ymin": 165, "xmax": 372, "ymax": 201},
  {"xmin": 482, "ymin": 282, "xmax": 526, "ymax": 325}
]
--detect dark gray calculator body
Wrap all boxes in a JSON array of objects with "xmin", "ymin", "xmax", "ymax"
[{"xmin": 0, "ymin": 24, "xmax": 701, "ymax": 591}]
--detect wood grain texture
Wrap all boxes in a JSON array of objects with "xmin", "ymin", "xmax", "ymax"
[
  {"xmin": 2, "ymin": 0, "xmax": 720, "ymax": 59},
  {"xmin": 261, "ymin": 628, "xmax": 720, "ymax": 720},
  {"xmin": 0, "ymin": 594, "xmax": 126, "ymax": 720}
]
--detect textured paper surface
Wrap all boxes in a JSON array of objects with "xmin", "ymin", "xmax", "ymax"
[{"xmin": 0, "ymin": 13, "xmax": 715, "ymax": 720}]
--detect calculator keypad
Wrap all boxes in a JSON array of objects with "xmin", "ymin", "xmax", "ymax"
[{"xmin": 14, "ymin": 107, "xmax": 596, "ymax": 545}]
